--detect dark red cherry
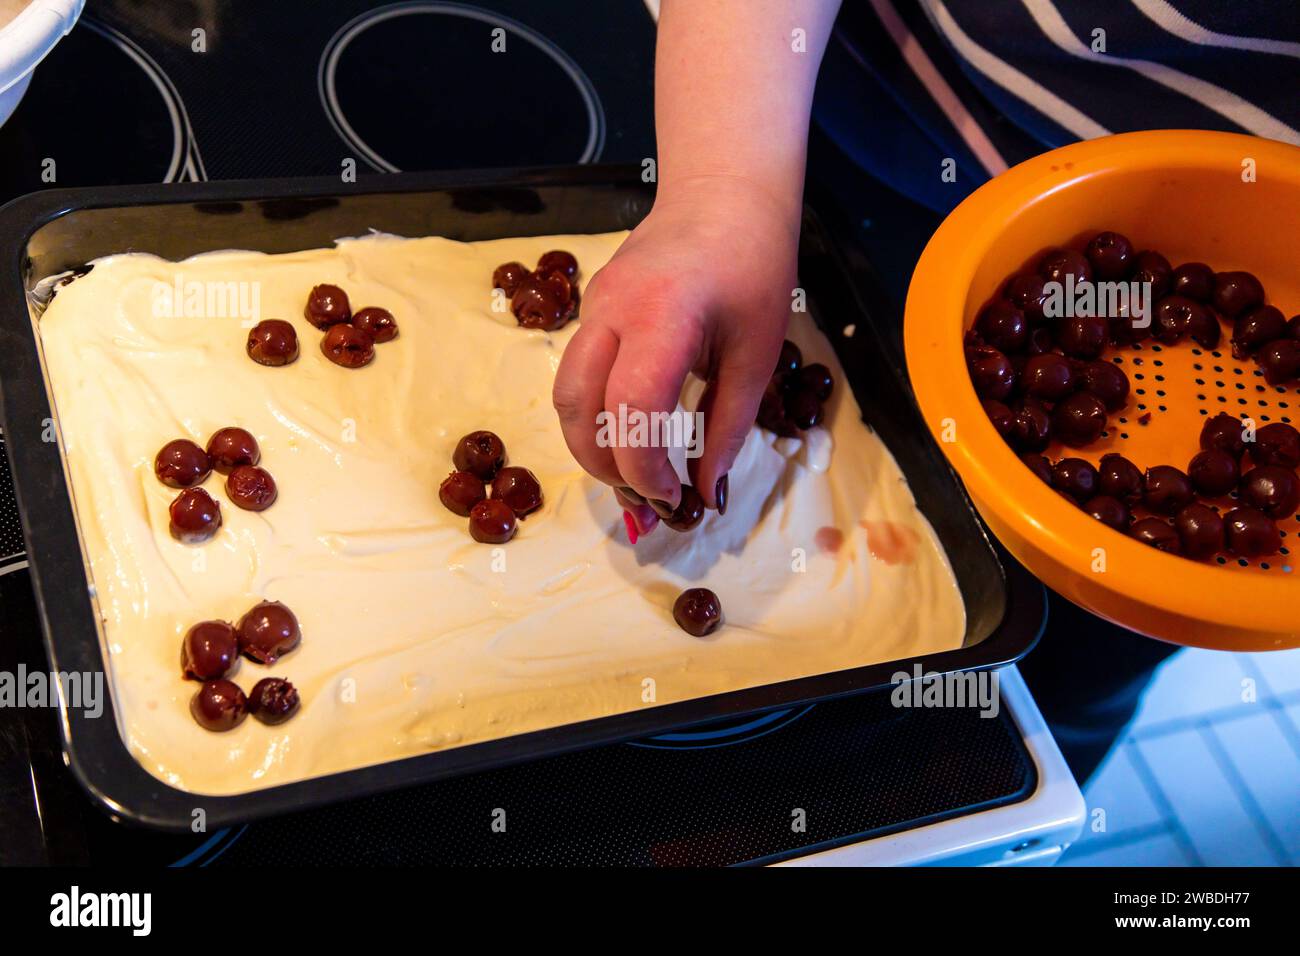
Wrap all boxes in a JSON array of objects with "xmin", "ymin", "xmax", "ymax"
[
  {"xmin": 453, "ymin": 431, "xmax": 506, "ymax": 480},
  {"xmin": 1085, "ymin": 231, "xmax": 1133, "ymax": 281},
  {"xmin": 181, "ymin": 621, "xmax": 238, "ymax": 681},
  {"xmin": 155, "ymin": 439, "xmax": 211, "ymax": 488},
  {"xmin": 491, "ymin": 466, "xmax": 543, "ymax": 517},
  {"xmin": 320, "ymin": 324, "xmax": 375, "ymax": 368},
  {"xmin": 246, "ymin": 319, "xmax": 299, "ymax": 366},
  {"xmin": 237, "ymin": 600, "xmax": 301, "ymax": 664},
  {"xmin": 304, "ymin": 283, "xmax": 351, "ymax": 329},
  {"xmin": 169, "ymin": 488, "xmax": 222, "ymax": 543},
  {"xmin": 1212, "ymin": 271, "xmax": 1265, "ymax": 319},
  {"xmin": 672, "ymin": 588, "xmax": 723, "ymax": 637},
  {"xmin": 352, "ymin": 307, "xmax": 398, "ymax": 343},
  {"xmin": 1175, "ymin": 503, "xmax": 1225, "ymax": 560},
  {"xmin": 469, "ymin": 498, "xmax": 517, "ymax": 544},
  {"xmin": 190, "ymin": 679, "xmax": 247, "ymax": 732},
  {"xmin": 439, "ymin": 471, "xmax": 487, "ymax": 517}
]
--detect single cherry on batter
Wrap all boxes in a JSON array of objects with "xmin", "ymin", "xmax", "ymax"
[
  {"xmin": 190, "ymin": 679, "xmax": 247, "ymax": 732},
  {"xmin": 155, "ymin": 439, "xmax": 211, "ymax": 488},
  {"xmin": 248, "ymin": 677, "xmax": 300, "ymax": 725},
  {"xmin": 304, "ymin": 283, "xmax": 352, "ymax": 329},
  {"xmin": 491, "ymin": 466, "xmax": 543, "ymax": 517},
  {"xmin": 453, "ymin": 430, "xmax": 506, "ymax": 480},
  {"xmin": 206, "ymin": 427, "xmax": 260, "ymax": 471},
  {"xmin": 352, "ymin": 306, "xmax": 399, "ymax": 343},
  {"xmin": 469, "ymin": 498, "xmax": 517, "ymax": 544},
  {"xmin": 169, "ymin": 488, "xmax": 222, "ymax": 543},
  {"xmin": 181, "ymin": 621, "xmax": 239, "ymax": 681},
  {"xmin": 673, "ymin": 587, "xmax": 723, "ymax": 637},
  {"xmin": 246, "ymin": 319, "xmax": 300, "ymax": 366},
  {"xmin": 226, "ymin": 465, "xmax": 278, "ymax": 511},
  {"xmin": 321, "ymin": 323, "xmax": 376, "ymax": 368},
  {"xmin": 237, "ymin": 600, "xmax": 301, "ymax": 664},
  {"xmin": 439, "ymin": 471, "xmax": 487, "ymax": 517}
]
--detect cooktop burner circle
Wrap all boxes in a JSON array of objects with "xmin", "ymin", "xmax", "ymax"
[
  {"xmin": 0, "ymin": 17, "xmax": 204, "ymax": 191},
  {"xmin": 317, "ymin": 1, "xmax": 606, "ymax": 172}
]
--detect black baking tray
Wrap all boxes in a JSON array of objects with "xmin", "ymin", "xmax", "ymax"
[{"xmin": 0, "ymin": 167, "xmax": 1045, "ymax": 830}]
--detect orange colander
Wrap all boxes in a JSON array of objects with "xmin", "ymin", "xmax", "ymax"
[{"xmin": 905, "ymin": 130, "xmax": 1300, "ymax": 651}]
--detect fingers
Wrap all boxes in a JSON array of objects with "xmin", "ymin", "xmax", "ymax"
[
  {"xmin": 553, "ymin": 323, "xmax": 624, "ymax": 488},
  {"xmin": 605, "ymin": 321, "xmax": 702, "ymax": 508},
  {"xmin": 687, "ymin": 331, "xmax": 778, "ymax": 509}
]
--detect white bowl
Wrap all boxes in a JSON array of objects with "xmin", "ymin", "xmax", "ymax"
[{"xmin": 0, "ymin": 0, "xmax": 84, "ymax": 127}]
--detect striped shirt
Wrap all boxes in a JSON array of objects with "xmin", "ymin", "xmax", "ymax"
[{"xmin": 816, "ymin": 0, "xmax": 1300, "ymax": 211}]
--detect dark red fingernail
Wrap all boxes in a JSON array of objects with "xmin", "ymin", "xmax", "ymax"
[
  {"xmin": 620, "ymin": 486, "xmax": 646, "ymax": 505},
  {"xmin": 715, "ymin": 474, "xmax": 728, "ymax": 515},
  {"xmin": 623, "ymin": 510, "xmax": 639, "ymax": 545}
]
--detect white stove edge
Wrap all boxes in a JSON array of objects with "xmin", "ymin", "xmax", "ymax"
[{"xmin": 774, "ymin": 664, "xmax": 1087, "ymax": 867}]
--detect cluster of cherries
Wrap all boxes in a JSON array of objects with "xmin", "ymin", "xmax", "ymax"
[
  {"xmin": 493, "ymin": 250, "xmax": 581, "ymax": 332},
  {"xmin": 756, "ymin": 340, "xmax": 835, "ymax": 436},
  {"xmin": 244, "ymin": 286, "xmax": 398, "ymax": 369},
  {"xmin": 969, "ymin": 230, "xmax": 1299, "ymax": 560},
  {"xmin": 154, "ymin": 428, "xmax": 277, "ymax": 543},
  {"xmin": 438, "ymin": 430, "xmax": 543, "ymax": 544},
  {"xmin": 183, "ymin": 600, "xmax": 303, "ymax": 731}
]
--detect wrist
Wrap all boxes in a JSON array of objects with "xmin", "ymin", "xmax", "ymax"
[{"xmin": 655, "ymin": 169, "xmax": 805, "ymax": 237}]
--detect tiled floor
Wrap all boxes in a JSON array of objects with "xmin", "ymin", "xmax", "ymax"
[{"xmin": 1060, "ymin": 647, "xmax": 1300, "ymax": 866}]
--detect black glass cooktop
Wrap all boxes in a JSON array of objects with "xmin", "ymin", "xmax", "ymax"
[{"xmin": 0, "ymin": 0, "xmax": 1035, "ymax": 866}]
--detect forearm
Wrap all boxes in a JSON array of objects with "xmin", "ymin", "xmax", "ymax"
[{"xmin": 654, "ymin": 0, "xmax": 841, "ymax": 225}]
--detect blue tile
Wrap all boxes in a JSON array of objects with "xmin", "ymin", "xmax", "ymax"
[
  {"xmin": 1132, "ymin": 649, "xmax": 1255, "ymax": 728},
  {"xmin": 1075, "ymin": 743, "xmax": 1165, "ymax": 848},
  {"xmin": 1244, "ymin": 648, "xmax": 1300, "ymax": 698},
  {"xmin": 1060, "ymin": 830, "xmax": 1190, "ymax": 867},
  {"xmin": 1135, "ymin": 728, "xmax": 1276, "ymax": 866},
  {"xmin": 1212, "ymin": 712, "xmax": 1300, "ymax": 865}
]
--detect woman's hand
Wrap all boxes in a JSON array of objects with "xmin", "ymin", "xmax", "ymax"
[{"xmin": 552, "ymin": 175, "xmax": 798, "ymax": 534}]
